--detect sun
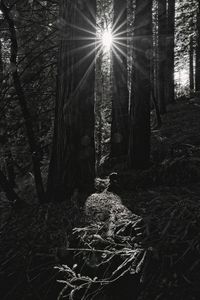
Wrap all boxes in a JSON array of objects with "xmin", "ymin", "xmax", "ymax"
[{"xmin": 101, "ymin": 28, "xmax": 113, "ymax": 52}]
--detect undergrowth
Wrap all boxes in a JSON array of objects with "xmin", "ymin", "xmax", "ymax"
[
  {"xmin": 1, "ymin": 100, "xmax": 200, "ymax": 299},
  {"xmin": 57, "ymin": 186, "xmax": 200, "ymax": 300}
]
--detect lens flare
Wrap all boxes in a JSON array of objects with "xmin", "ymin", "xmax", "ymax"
[{"xmin": 101, "ymin": 29, "xmax": 113, "ymax": 52}]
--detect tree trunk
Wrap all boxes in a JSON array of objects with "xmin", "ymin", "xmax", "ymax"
[
  {"xmin": 110, "ymin": 0, "xmax": 129, "ymax": 158},
  {"xmin": 95, "ymin": 53, "xmax": 103, "ymax": 171},
  {"xmin": 0, "ymin": 39, "xmax": 3, "ymax": 87},
  {"xmin": 158, "ymin": 0, "xmax": 167, "ymax": 114},
  {"xmin": 128, "ymin": 0, "xmax": 153, "ymax": 169},
  {"xmin": 189, "ymin": 36, "xmax": 194, "ymax": 94},
  {"xmin": 167, "ymin": 0, "xmax": 175, "ymax": 103},
  {"xmin": 196, "ymin": 1, "xmax": 200, "ymax": 91},
  {"xmin": 152, "ymin": 0, "xmax": 159, "ymax": 104},
  {"xmin": 47, "ymin": 0, "xmax": 96, "ymax": 201}
]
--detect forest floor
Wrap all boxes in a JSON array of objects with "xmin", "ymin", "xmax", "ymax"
[{"xmin": 1, "ymin": 97, "xmax": 200, "ymax": 300}]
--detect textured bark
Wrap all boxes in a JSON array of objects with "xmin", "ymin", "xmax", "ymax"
[
  {"xmin": 196, "ymin": 1, "xmax": 200, "ymax": 91},
  {"xmin": 151, "ymin": 88, "xmax": 162, "ymax": 129},
  {"xmin": 189, "ymin": 36, "xmax": 194, "ymax": 93},
  {"xmin": 167, "ymin": 0, "xmax": 175, "ymax": 103},
  {"xmin": 158, "ymin": 0, "xmax": 167, "ymax": 114},
  {"xmin": 128, "ymin": 0, "xmax": 152, "ymax": 169},
  {"xmin": 110, "ymin": 0, "xmax": 129, "ymax": 158},
  {"xmin": 0, "ymin": 1, "xmax": 45, "ymax": 203},
  {"xmin": 0, "ymin": 39, "xmax": 3, "ymax": 87},
  {"xmin": 95, "ymin": 54, "xmax": 103, "ymax": 171},
  {"xmin": 152, "ymin": 0, "xmax": 159, "ymax": 104},
  {"xmin": 47, "ymin": 0, "xmax": 96, "ymax": 201}
]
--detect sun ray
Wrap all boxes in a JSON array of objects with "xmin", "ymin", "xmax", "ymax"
[
  {"xmin": 70, "ymin": 43, "xmax": 102, "ymax": 73},
  {"xmin": 101, "ymin": 29, "xmax": 113, "ymax": 51},
  {"xmin": 66, "ymin": 41, "xmax": 98, "ymax": 56},
  {"xmin": 113, "ymin": 27, "xmax": 128, "ymax": 36},
  {"xmin": 113, "ymin": 39, "xmax": 127, "ymax": 49},
  {"xmin": 112, "ymin": 20, "xmax": 127, "ymax": 36},
  {"xmin": 66, "ymin": 22, "xmax": 97, "ymax": 38},
  {"xmin": 112, "ymin": 46, "xmax": 124, "ymax": 64},
  {"xmin": 112, "ymin": 7, "xmax": 126, "ymax": 32},
  {"xmin": 75, "ymin": 5, "xmax": 98, "ymax": 32},
  {"xmin": 73, "ymin": 48, "xmax": 103, "ymax": 97},
  {"xmin": 112, "ymin": 43, "xmax": 127, "ymax": 60}
]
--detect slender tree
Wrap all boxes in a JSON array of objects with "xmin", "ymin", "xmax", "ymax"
[
  {"xmin": 128, "ymin": 0, "xmax": 153, "ymax": 169},
  {"xmin": 151, "ymin": 1, "xmax": 162, "ymax": 129},
  {"xmin": 196, "ymin": 0, "xmax": 200, "ymax": 91},
  {"xmin": 189, "ymin": 35, "xmax": 194, "ymax": 93},
  {"xmin": 110, "ymin": 0, "xmax": 129, "ymax": 158},
  {"xmin": 0, "ymin": 39, "xmax": 2, "ymax": 87},
  {"xmin": 47, "ymin": 0, "xmax": 96, "ymax": 201},
  {"xmin": 167, "ymin": 0, "xmax": 175, "ymax": 102},
  {"xmin": 158, "ymin": 0, "xmax": 167, "ymax": 114}
]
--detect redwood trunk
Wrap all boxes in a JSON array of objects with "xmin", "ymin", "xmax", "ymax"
[
  {"xmin": 190, "ymin": 36, "xmax": 194, "ymax": 93},
  {"xmin": 167, "ymin": 0, "xmax": 175, "ymax": 103},
  {"xmin": 196, "ymin": 1, "xmax": 200, "ymax": 91},
  {"xmin": 47, "ymin": 0, "xmax": 96, "ymax": 201},
  {"xmin": 128, "ymin": 0, "xmax": 152, "ymax": 169},
  {"xmin": 111, "ymin": 0, "xmax": 129, "ymax": 158},
  {"xmin": 158, "ymin": 0, "xmax": 167, "ymax": 113}
]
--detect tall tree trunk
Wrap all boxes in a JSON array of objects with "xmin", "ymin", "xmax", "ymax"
[
  {"xmin": 128, "ymin": 0, "xmax": 153, "ymax": 169},
  {"xmin": 158, "ymin": 0, "xmax": 167, "ymax": 114},
  {"xmin": 167, "ymin": 0, "xmax": 175, "ymax": 103},
  {"xmin": 152, "ymin": 0, "xmax": 159, "ymax": 103},
  {"xmin": 0, "ymin": 1, "xmax": 45, "ymax": 203},
  {"xmin": 47, "ymin": 0, "xmax": 96, "ymax": 201},
  {"xmin": 95, "ymin": 53, "xmax": 103, "ymax": 171},
  {"xmin": 110, "ymin": 0, "xmax": 129, "ymax": 158},
  {"xmin": 0, "ymin": 39, "xmax": 3, "ymax": 87},
  {"xmin": 189, "ymin": 36, "xmax": 194, "ymax": 94},
  {"xmin": 196, "ymin": 1, "xmax": 200, "ymax": 91},
  {"xmin": 151, "ymin": 2, "xmax": 162, "ymax": 129}
]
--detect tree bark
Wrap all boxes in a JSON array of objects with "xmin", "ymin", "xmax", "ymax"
[
  {"xmin": 128, "ymin": 0, "xmax": 153, "ymax": 169},
  {"xmin": 167, "ymin": 0, "xmax": 175, "ymax": 103},
  {"xmin": 47, "ymin": 0, "xmax": 96, "ymax": 201},
  {"xmin": 0, "ymin": 39, "xmax": 3, "ymax": 87},
  {"xmin": 189, "ymin": 36, "xmax": 194, "ymax": 94},
  {"xmin": 158, "ymin": 0, "xmax": 167, "ymax": 114},
  {"xmin": 196, "ymin": 1, "xmax": 200, "ymax": 91},
  {"xmin": 95, "ymin": 53, "xmax": 103, "ymax": 171},
  {"xmin": 110, "ymin": 0, "xmax": 129, "ymax": 158}
]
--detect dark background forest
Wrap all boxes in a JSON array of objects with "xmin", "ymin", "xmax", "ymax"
[{"xmin": 0, "ymin": 0, "xmax": 200, "ymax": 299}]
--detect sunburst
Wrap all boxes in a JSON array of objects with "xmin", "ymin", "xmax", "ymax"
[
  {"xmin": 101, "ymin": 28, "xmax": 113, "ymax": 52},
  {"xmin": 60, "ymin": 1, "xmax": 128, "ymax": 90}
]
